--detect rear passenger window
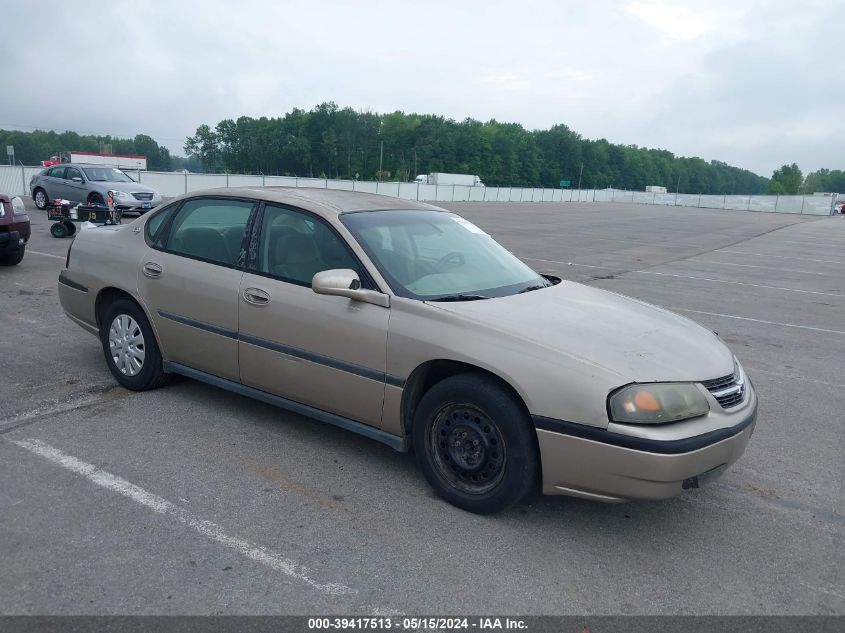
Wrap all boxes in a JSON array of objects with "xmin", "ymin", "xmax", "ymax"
[
  {"xmin": 146, "ymin": 204, "xmax": 177, "ymax": 243},
  {"xmin": 48, "ymin": 167, "xmax": 66, "ymax": 179},
  {"xmin": 163, "ymin": 198, "xmax": 253, "ymax": 267}
]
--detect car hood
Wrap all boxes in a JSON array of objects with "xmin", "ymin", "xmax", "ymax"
[{"xmin": 428, "ymin": 281, "xmax": 734, "ymax": 383}]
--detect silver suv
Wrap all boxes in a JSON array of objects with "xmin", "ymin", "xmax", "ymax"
[{"xmin": 30, "ymin": 164, "xmax": 162, "ymax": 213}]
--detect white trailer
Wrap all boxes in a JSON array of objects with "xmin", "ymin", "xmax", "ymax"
[
  {"xmin": 69, "ymin": 151, "xmax": 148, "ymax": 170},
  {"xmin": 415, "ymin": 172, "xmax": 484, "ymax": 187},
  {"xmin": 645, "ymin": 185, "xmax": 667, "ymax": 194}
]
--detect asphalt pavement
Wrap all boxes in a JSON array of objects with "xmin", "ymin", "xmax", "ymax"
[{"xmin": 1, "ymin": 197, "xmax": 843, "ymax": 615}]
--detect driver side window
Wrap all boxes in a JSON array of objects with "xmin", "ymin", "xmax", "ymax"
[
  {"xmin": 258, "ymin": 204, "xmax": 363, "ymax": 287},
  {"xmin": 66, "ymin": 167, "xmax": 83, "ymax": 181}
]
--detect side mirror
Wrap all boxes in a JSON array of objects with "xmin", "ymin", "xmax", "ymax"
[
  {"xmin": 72, "ymin": 177, "xmax": 83, "ymax": 183},
  {"xmin": 312, "ymin": 269, "xmax": 389, "ymax": 308}
]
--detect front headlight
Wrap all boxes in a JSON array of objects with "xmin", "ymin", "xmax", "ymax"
[
  {"xmin": 112, "ymin": 191, "xmax": 132, "ymax": 199},
  {"xmin": 609, "ymin": 383, "xmax": 709, "ymax": 424},
  {"xmin": 12, "ymin": 196, "xmax": 26, "ymax": 215}
]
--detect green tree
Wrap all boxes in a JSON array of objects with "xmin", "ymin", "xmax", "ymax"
[{"xmin": 768, "ymin": 163, "xmax": 803, "ymax": 194}]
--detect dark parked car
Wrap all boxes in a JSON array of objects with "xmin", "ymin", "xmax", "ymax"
[
  {"xmin": 30, "ymin": 164, "xmax": 162, "ymax": 212},
  {"xmin": 0, "ymin": 194, "xmax": 30, "ymax": 265}
]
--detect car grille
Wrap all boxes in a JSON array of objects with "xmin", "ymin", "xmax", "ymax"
[
  {"xmin": 132, "ymin": 192, "xmax": 154, "ymax": 201},
  {"xmin": 702, "ymin": 371, "xmax": 745, "ymax": 409}
]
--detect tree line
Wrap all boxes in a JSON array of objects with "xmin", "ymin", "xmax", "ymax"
[
  {"xmin": 184, "ymin": 102, "xmax": 774, "ymax": 194},
  {"xmin": 0, "ymin": 128, "xmax": 196, "ymax": 172},
  {"xmin": 3, "ymin": 105, "xmax": 842, "ymax": 196}
]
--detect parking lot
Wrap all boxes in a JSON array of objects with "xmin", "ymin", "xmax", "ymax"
[{"xmin": 1, "ymin": 197, "xmax": 843, "ymax": 615}]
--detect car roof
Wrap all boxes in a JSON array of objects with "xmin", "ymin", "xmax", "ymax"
[
  {"xmin": 175, "ymin": 186, "xmax": 445, "ymax": 218},
  {"xmin": 66, "ymin": 164, "xmax": 124, "ymax": 168}
]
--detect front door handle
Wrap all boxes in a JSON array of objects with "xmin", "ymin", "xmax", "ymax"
[
  {"xmin": 242, "ymin": 287, "xmax": 270, "ymax": 306},
  {"xmin": 142, "ymin": 262, "xmax": 162, "ymax": 278}
]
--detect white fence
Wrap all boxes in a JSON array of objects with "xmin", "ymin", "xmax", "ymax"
[{"xmin": 0, "ymin": 165, "xmax": 837, "ymax": 216}]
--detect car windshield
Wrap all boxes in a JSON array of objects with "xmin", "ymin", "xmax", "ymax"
[
  {"xmin": 82, "ymin": 167, "xmax": 134, "ymax": 183},
  {"xmin": 341, "ymin": 209, "xmax": 550, "ymax": 300}
]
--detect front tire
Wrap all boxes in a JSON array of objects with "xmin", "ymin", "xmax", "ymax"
[
  {"xmin": 100, "ymin": 298, "xmax": 169, "ymax": 391},
  {"xmin": 0, "ymin": 245, "xmax": 25, "ymax": 266},
  {"xmin": 413, "ymin": 374, "xmax": 539, "ymax": 514},
  {"xmin": 89, "ymin": 192, "xmax": 105, "ymax": 206},
  {"xmin": 33, "ymin": 188, "xmax": 48, "ymax": 210}
]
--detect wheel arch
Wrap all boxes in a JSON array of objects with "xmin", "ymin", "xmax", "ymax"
[
  {"xmin": 87, "ymin": 190, "xmax": 106, "ymax": 204},
  {"xmin": 400, "ymin": 359, "xmax": 533, "ymax": 437},
  {"xmin": 95, "ymin": 286, "xmax": 157, "ymax": 338}
]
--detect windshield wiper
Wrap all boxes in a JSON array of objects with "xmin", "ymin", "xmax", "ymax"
[
  {"xmin": 429, "ymin": 293, "xmax": 491, "ymax": 302},
  {"xmin": 518, "ymin": 284, "xmax": 549, "ymax": 294}
]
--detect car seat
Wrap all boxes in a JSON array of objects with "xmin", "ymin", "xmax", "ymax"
[
  {"xmin": 271, "ymin": 233, "xmax": 324, "ymax": 284},
  {"xmin": 171, "ymin": 227, "xmax": 232, "ymax": 264}
]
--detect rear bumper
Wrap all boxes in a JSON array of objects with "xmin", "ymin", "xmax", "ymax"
[{"xmin": 534, "ymin": 400, "xmax": 757, "ymax": 502}]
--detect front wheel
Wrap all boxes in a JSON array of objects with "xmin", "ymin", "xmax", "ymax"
[
  {"xmin": 100, "ymin": 298, "xmax": 170, "ymax": 391},
  {"xmin": 413, "ymin": 374, "xmax": 539, "ymax": 514},
  {"xmin": 0, "ymin": 245, "xmax": 25, "ymax": 266},
  {"xmin": 88, "ymin": 192, "xmax": 105, "ymax": 206},
  {"xmin": 33, "ymin": 188, "xmax": 48, "ymax": 210}
]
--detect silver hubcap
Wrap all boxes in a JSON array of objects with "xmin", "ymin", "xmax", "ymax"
[
  {"xmin": 35, "ymin": 191, "xmax": 45, "ymax": 207},
  {"xmin": 108, "ymin": 314, "xmax": 145, "ymax": 376}
]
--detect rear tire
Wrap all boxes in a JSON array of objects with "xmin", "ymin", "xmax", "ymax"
[
  {"xmin": 0, "ymin": 245, "xmax": 25, "ymax": 266},
  {"xmin": 89, "ymin": 192, "xmax": 105, "ymax": 206},
  {"xmin": 100, "ymin": 298, "xmax": 170, "ymax": 391},
  {"xmin": 33, "ymin": 188, "xmax": 48, "ymax": 210},
  {"xmin": 413, "ymin": 373, "xmax": 539, "ymax": 514}
]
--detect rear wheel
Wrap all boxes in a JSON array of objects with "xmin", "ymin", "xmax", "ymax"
[
  {"xmin": 413, "ymin": 374, "xmax": 539, "ymax": 514},
  {"xmin": 100, "ymin": 298, "xmax": 169, "ymax": 391},
  {"xmin": 0, "ymin": 245, "xmax": 25, "ymax": 266},
  {"xmin": 88, "ymin": 192, "xmax": 105, "ymax": 206},
  {"xmin": 33, "ymin": 188, "xmax": 48, "ymax": 210}
]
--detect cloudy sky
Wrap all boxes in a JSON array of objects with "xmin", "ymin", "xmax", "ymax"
[{"xmin": 1, "ymin": 0, "xmax": 842, "ymax": 176}]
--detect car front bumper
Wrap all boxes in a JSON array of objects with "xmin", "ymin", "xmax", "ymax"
[
  {"xmin": 113, "ymin": 195, "xmax": 162, "ymax": 211},
  {"xmin": 0, "ymin": 229, "xmax": 25, "ymax": 253},
  {"xmin": 534, "ymin": 389, "xmax": 757, "ymax": 502}
]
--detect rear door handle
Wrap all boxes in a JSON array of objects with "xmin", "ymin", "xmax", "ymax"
[
  {"xmin": 142, "ymin": 262, "xmax": 162, "ymax": 278},
  {"xmin": 242, "ymin": 287, "xmax": 270, "ymax": 306}
]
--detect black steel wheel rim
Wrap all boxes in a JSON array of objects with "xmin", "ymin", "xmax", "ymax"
[{"xmin": 428, "ymin": 403, "xmax": 507, "ymax": 495}]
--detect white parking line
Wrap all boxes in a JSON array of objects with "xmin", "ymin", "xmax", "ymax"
[
  {"xmin": 26, "ymin": 250, "xmax": 64, "ymax": 260},
  {"xmin": 722, "ymin": 250, "xmax": 845, "ymax": 265},
  {"xmin": 10, "ymin": 438, "xmax": 357, "ymax": 597},
  {"xmin": 671, "ymin": 308, "xmax": 845, "ymax": 336},
  {"xmin": 753, "ymin": 237, "xmax": 845, "ymax": 248},
  {"xmin": 635, "ymin": 270, "xmax": 845, "ymax": 298},
  {"xmin": 689, "ymin": 259, "xmax": 833, "ymax": 276}
]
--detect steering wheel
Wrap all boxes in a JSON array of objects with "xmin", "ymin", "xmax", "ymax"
[{"xmin": 436, "ymin": 251, "xmax": 466, "ymax": 269}]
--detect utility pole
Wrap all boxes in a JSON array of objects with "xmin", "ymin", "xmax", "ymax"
[
  {"xmin": 675, "ymin": 172, "xmax": 681, "ymax": 206},
  {"xmin": 577, "ymin": 163, "xmax": 583, "ymax": 190},
  {"xmin": 413, "ymin": 148, "xmax": 417, "ymax": 179},
  {"xmin": 378, "ymin": 141, "xmax": 383, "ymax": 182}
]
